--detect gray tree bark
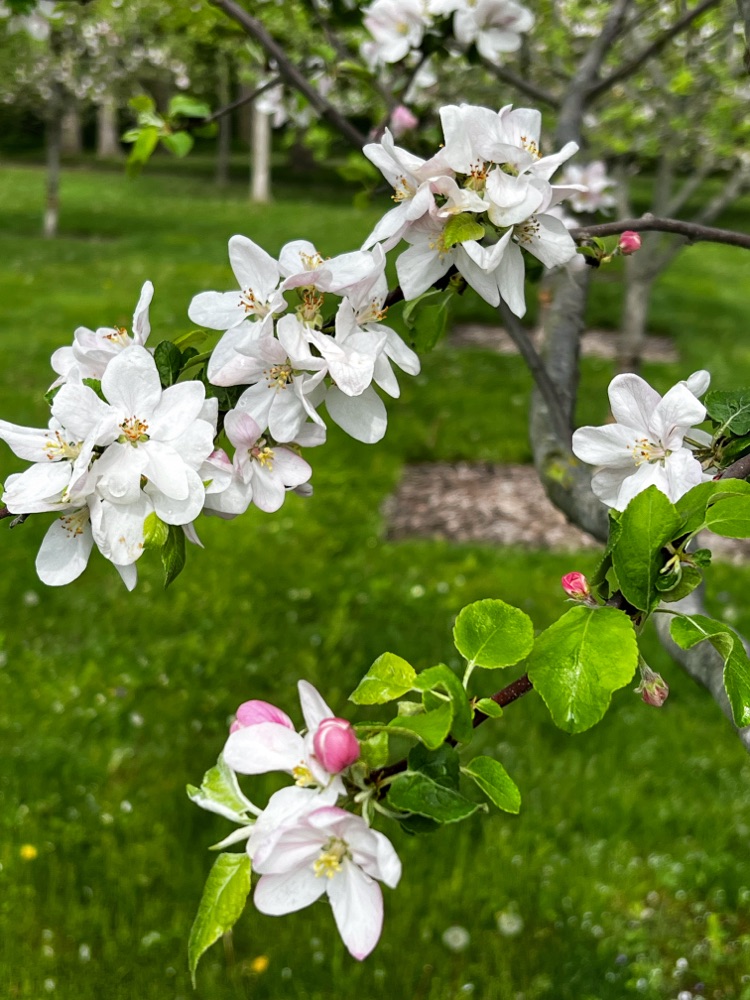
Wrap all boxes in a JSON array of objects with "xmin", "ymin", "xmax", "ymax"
[
  {"xmin": 61, "ymin": 102, "xmax": 82, "ymax": 156},
  {"xmin": 250, "ymin": 105, "xmax": 271, "ymax": 204},
  {"xmin": 96, "ymin": 95, "xmax": 122, "ymax": 159}
]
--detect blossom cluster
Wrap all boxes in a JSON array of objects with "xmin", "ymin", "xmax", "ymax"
[
  {"xmin": 193, "ymin": 682, "xmax": 401, "ymax": 961},
  {"xmin": 362, "ymin": 0, "xmax": 533, "ymax": 67},
  {"xmin": 363, "ymin": 102, "xmax": 582, "ymax": 317}
]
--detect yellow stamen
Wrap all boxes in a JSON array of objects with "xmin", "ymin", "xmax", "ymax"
[{"xmin": 118, "ymin": 416, "xmax": 150, "ymax": 445}]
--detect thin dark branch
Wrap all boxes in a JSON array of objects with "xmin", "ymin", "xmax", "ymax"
[
  {"xmin": 587, "ymin": 0, "xmax": 723, "ymax": 100},
  {"xmin": 478, "ymin": 54, "xmax": 560, "ymax": 108},
  {"xmin": 209, "ymin": 0, "xmax": 367, "ymax": 150},
  {"xmin": 498, "ymin": 302, "xmax": 571, "ymax": 443},
  {"xmin": 718, "ymin": 454, "xmax": 750, "ymax": 481},
  {"xmin": 202, "ymin": 75, "xmax": 282, "ymax": 125},
  {"xmin": 570, "ymin": 216, "xmax": 750, "ymax": 251}
]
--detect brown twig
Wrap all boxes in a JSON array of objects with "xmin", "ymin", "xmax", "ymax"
[
  {"xmin": 718, "ymin": 454, "xmax": 750, "ymax": 482},
  {"xmin": 571, "ymin": 217, "xmax": 750, "ymax": 251}
]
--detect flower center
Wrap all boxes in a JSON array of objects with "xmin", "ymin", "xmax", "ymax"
[
  {"xmin": 519, "ymin": 135, "xmax": 541, "ymax": 159},
  {"xmin": 299, "ymin": 250, "xmax": 324, "ymax": 271},
  {"xmin": 631, "ymin": 437, "xmax": 669, "ymax": 466},
  {"xmin": 296, "ymin": 288, "xmax": 325, "ymax": 326},
  {"xmin": 313, "ymin": 837, "xmax": 350, "ymax": 879},
  {"xmin": 465, "ymin": 160, "xmax": 489, "ymax": 191},
  {"xmin": 392, "ymin": 175, "xmax": 415, "ymax": 203},
  {"xmin": 250, "ymin": 441, "xmax": 274, "ymax": 469},
  {"xmin": 118, "ymin": 416, "xmax": 150, "ymax": 446},
  {"xmin": 292, "ymin": 762, "xmax": 316, "ymax": 787},
  {"xmin": 239, "ymin": 288, "xmax": 269, "ymax": 318},
  {"xmin": 515, "ymin": 216, "xmax": 541, "ymax": 244},
  {"xmin": 58, "ymin": 507, "xmax": 90, "ymax": 537},
  {"xmin": 358, "ymin": 298, "xmax": 388, "ymax": 325},
  {"xmin": 265, "ymin": 363, "xmax": 294, "ymax": 390},
  {"xmin": 104, "ymin": 326, "xmax": 130, "ymax": 345},
  {"xmin": 45, "ymin": 430, "xmax": 82, "ymax": 462},
  {"xmin": 428, "ymin": 232, "xmax": 450, "ymax": 258}
]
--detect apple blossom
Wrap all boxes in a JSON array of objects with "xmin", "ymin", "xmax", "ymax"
[
  {"xmin": 362, "ymin": 0, "xmax": 427, "ymax": 65},
  {"xmin": 561, "ymin": 572, "xmax": 591, "ymax": 600},
  {"xmin": 618, "ymin": 231, "xmax": 642, "ymax": 255},
  {"xmin": 572, "ymin": 373, "xmax": 711, "ymax": 510},
  {"xmin": 313, "ymin": 718, "xmax": 360, "ymax": 774},
  {"xmin": 559, "ymin": 161, "xmax": 617, "ymax": 214},
  {"xmin": 636, "ymin": 664, "xmax": 669, "ymax": 707},
  {"xmin": 452, "ymin": 0, "xmax": 534, "ymax": 65}
]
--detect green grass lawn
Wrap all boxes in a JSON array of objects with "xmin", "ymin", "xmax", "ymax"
[{"xmin": 2, "ymin": 160, "xmax": 750, "ymax": 1000}]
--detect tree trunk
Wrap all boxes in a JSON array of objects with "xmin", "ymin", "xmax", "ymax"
[
  {"xmin": 250, "ymin": 104, "xmax": 271, "ymax": 203},
  {"xmin": 236, "ymin": 82, "xmax": 254, "ymax": 145},
  {"xmin": 44, "ymin": 85, "xmax": 63, "ymax": 239},
  {"xmin": 215, "ymin": 58, "xmax": 232, "ymax": 187},
  {"xmin": 61, "ymin": 102, "xmax": 82, "ymax": 156},
  {"xmin": 96, "ymin": 95, "xmax": 122, "ymax": 159},
  {"xmin": 617, "ymin": 256, "xmax": 654, "ymax": 375}
]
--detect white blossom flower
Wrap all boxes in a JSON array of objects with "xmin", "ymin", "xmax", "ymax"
[
  {"xmin": 452, "ymin": 0, "xmax": 533, "ymax": 64},
  {"xmin": 572, "ymin": 373, "xmax": 711, "ymax": 510},
  {"xmin": 362, "ymin": 0, "xmax": 427, "ymax": 65},
  {"xmin": 251, "ymin": 801, "xmax": 401, "ymax": 960},
  {"xmin": 559, "ymin": 161, "xmax": 617, "ymax": 214}
]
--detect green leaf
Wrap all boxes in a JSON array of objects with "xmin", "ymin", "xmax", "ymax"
[
  {"xmin": 349, "ymin": 652, "xmax": 416, "ymax": 704},
  {"xmin": 129, "ymin": 94, "xmax": 156, "ymax": 115},
  {"xmin": 357, "ymin": 731, "xmax": 389, "ymax": 770},
  {"xmin": 174, "ymin": 328, "xmax": 208, "ymax": 351},
  {"xmin": 474, "ymin": 697, "xmax": 503, "ymax": 718},
  {"xmin": 168, "ymin": 94, "xmax": 211, "ymax": 119},
  {"xmin": 402, "ymin": 288, "xmax": 452, "ymax": 352},
  {"xmin": 414, "ymin": 664, "xmax": 473, "ymax": 742},
  {"xmin": 162, "ymin": 523, "xmax": 186, "ymax": 588},
  {"xmin": 676, "ymin": 479, "xmax": 750, "ymax": 534},
  {"xmin": 387, "ymin": 771, "xmax": 480, "ymax": 824},
  {"xmin": 188, "ymin": 853, "xmax": 252, "ymax": 986},
  {"xmin": 154, "ymin": 340, "xmax": 183, "ymax": 388},
  {"xmin": 705, "ymin": 496, "xmax": 750, "ymax": 538},
  {"xmin": 387, "ymin": 702, "xmax": 452, "ymax": 749},
  {"xmin": 611, "ymin": 486, "xmax": 682, "ymax": 611},
  {"xmin": 705, "ymin": 389, "xmax": 750, "ymax": 436},
  {"xmin": 656, "ymin": 564, "xmax": 702, "ymax": 603},
  {"xmin": 442, "ymin": 213, "xmax": 486, "ymax": 248},
  {"xmin": 670, "ymin": 614, "xmax": 750, "ymax": 727},
  {"xmin": 463, "ymin": 756, "xmax": 520, "ymax": 814},
  {"xmin": 126, "ymin": 126, "xmax": 160, "ymax": 177},
  {"xmin": 527, "ymin": 606, "xmax": 639, "ymax": 733},
  {"xmin": 143, "ymin": 511, "xmax": 169, "ymax": 551},
  {"xmin": 81, "ymin": 378, "xmax": 105, "ymax": 401},
  {"xmin": 408, "ymin": 743, "xmax": 460, "ymax": 788},
  {"xmin": 186, "ymin": 755, "xmax": 256, "ymax": 823},
  {"xmin": 453, "ymin": 598, "xmax": 534, "ymax": 669},
  {"xmin": 162, "ymin": 130, "xmax": 194, "ymax": 158}
]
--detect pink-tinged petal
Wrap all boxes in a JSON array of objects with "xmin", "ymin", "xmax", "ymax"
[
  {"xmin": 571, "ymin": 423, "xmax": 642, "ymax": 468},
  {"xmin": 228, "ymin": 234, "xmax": 280, "ymax": 297},
  {"xmin": 608, "ymin": 374, "xmax": 661, "ymax": 432},
  {"xmin": 102, "ymin": 345, "xmax": 162, "ymax": 416},
  {"xmin": 234, "ymin": 700, "xmax": 294, "ymax": 730},
  {"xmin": 223, "ymin": 722, "xmax": 304, "ymax": 775},
  {"xmin": 36, "ymin": 510, "xmax": 94, "ymax": 586},
  {"xmin": 248, "ymin": 786, "xmax": 335, "ymax": 862},
  {"xmin": 249, "ymin": 464, "xmax": 287, "ymax": 514},
  {"xmin": 342, "ymin": 821, "xmax": 402, "ymax": 889},
  {"xmin": 298, "ymin": 680, "xmax": 336, "ymax": 732},
  {"xmin": 183, "ymin": 521, "xmax": 203, "ymax": 548},
  {"xmin": 0, "ymin": 421, "xmax": 58, "ymax": 462},
  {"xmin": 132, "ymin": 281, "xmax": 154, "ymax": 345},
  {"xmin": 254, "ymin": 868, "xmax": 326, "ymax": 916},
  {"xmin": 649, "ymin": 383, "xmax": 706, "ymax": 451},
  {"xmin": 313, "ymin": 718, "xmax": 359, "ymax": 773},
  {"xmin": 325, "ymin": 385, "xmax": 387, "ymax": 444},
  {"xmin": 224, "ymin": 410, "xmax": 262, "ymax": 449},
  {"xmin": 149, "ymin": 381, "xmax": 206, "ymax": 441},
  {"xmin": 327, "ymin": 860, "xmax": 383, "ymax": 960},
  {"xmin": 51, "ymin": 383, "xmax": 114, "ymax": 441},
  {"xmin": 202, "ymin": 476, "xmax": 252, "ymax": 517},
  {"xmin": 269, "ymin": 447, "xmax": 311, "ymax": 489},
  {"xmin": 188, "ymin": 290, "xmax": 246, "ymax": 331},
  {"xmin": 145, "ymin": 467, "xmax": 205, "ymax": 525}
]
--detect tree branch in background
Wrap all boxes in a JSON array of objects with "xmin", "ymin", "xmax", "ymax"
[
  {"xmin": 478, "ymin": 54, "xmax": 560, "ymax": 109},
  {"xmin": 203, "ymin": 74, "xmax": 282, "ymax": 125},
  {"xmin": 209, "ymin": 0, "xmax": 367, "ymax": 149},
  {"xmin": 570, "ymin": 216, "xmax": 750, "ymax": 251},
  {"xmin": 587, "ymin": 0, "xmax": 723, "ymax": 100}
]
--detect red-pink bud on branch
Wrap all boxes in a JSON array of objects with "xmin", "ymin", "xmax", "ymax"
[
  {"xmin": 313, "ymin": 717, "xmax": 360, "ymax": 773},
  {"xmin": 561, "ymin": 572, "xmax": 591, "ymax": 600},
  {"xmin": 618, "ymin": 231, "xmax": 641, "ymax": 255},
  {"xmin": 635, "ymin": 664, "xmax": 669, "ymax": 707}
]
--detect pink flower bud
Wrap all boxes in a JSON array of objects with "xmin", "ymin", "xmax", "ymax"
[
  {"xmin": 390, "ymin": 104, "xmax": 419, "ymax": 139},
  {"xmin": 636, "ymin": 666, "xmax": 669, "ymax": 707},
  {"xmin": 313, "ymin": 717, "xmax": 360, "ymax": 773},
  {"xmin": 230, "ymin": 700, "xmax": 294, "ymax": 733},
  {"xmin": 561, "ymin": 572, "xmax": 591, "ymax": 600},
  {"xmin": 618, "ymin": 231, "xmax": 641, "ymax": 255}
]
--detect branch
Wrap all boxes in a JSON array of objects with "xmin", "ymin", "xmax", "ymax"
[
  {"xmin": 497, "ymin": 301, "xmax": 571, "ymax": 443},
  {"xmin": 588, "ymin": 0, "xmax": 724, "ymax": 100},
  {"xmin": 209, "ymin": 0, "xmax": 367, "ymax": 150},
  {"xmin": 478, "ymin": 54, "xmax": 560, "ymax": 109},
  {"xmin": 202, "ymin": 75, "xmax": 282, "ymax": 125},
  {"xmin": 570, "ymin": 216, "xmax": 750, "ymax": 251},
  {"xmin": 718, "ymin": 454, "xmax": 750, "ymax": 481}
]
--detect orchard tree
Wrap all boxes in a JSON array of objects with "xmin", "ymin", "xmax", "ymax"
[{"xmin": 3, "ymin": 0, "xmax": 750, "ymax": 980}]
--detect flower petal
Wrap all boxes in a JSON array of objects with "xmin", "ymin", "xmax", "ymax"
[
  {"xmin": 325, "ymin": 385, "xmax": 387, "ymax": 444},
  {"xmin": 327, "ymin": 860, "xmax": 383, "ymax": 960},
  {"xmin": 254, "ymin": 868, "xmax": 326, "ymax": 916},
  {"xmin": 223, "ymin": 722, "xmax": 304, "ymax": 775},
  {"xmin": 36, "ymin": 510, "xmax": 94, "ymax": 586}
]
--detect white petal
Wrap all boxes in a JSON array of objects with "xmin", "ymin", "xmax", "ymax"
[
  {"xmin": 102, "ymin": 345, "xmax": 162, "ymax": 416},
  {"xmin": 207, "ymin": 322, "xmax": 267, "ymax": 386},
  {"xmin": 92, "ymin": 495, "xmax": 149, "ymax": 565},
  {"xmin": 142, "ymin": 441, "xmax": 189, "ymax": 500},
  {"xmin": 146, "ymin": 467, "xmax": 205, "ymax": 524},
  {"xmin": 114, "ymin": 561, "xmax": 138, "ymax": 591},
  {"xmin": 521, "ymin": 214, "xmax": 577, "ymax": 268},
  {"xmin": 608, "ymin": 374, "xmax": 661, "ymax": 432},
  {"xmin": 132, "ymin": 281, "xmax": 154, "ymax": 345},
  {"xmin": 0, "ymin": 421, "xmax": 57, "ymax": 462},
  {"xmin": 249, "ymin": 464, "xmax": 286, "ymax": 513},
  {"xmin": 92, "ymin": 443, "xmax": 147, "ymax": 505},
  {"xmin": 396, "ymin": 242, "xmax": 452, "ymax": 300},
  {"xmin": 188, "ymin": 290, "xmax": 245, "ymax": 331},
  {"xmin": 325, "ymin": 385, "xmax": 387, "ymax": 444},
  {"xmin": 51, "ymin": 384, "xmax": 114, "ymax": 441},
  {"xmin": 228, "ymin": 234, "xmax": 280, "ymax": 297},
  {"xmin": 223, "ymin": 722, "xmax": 304, "ymax": 776},
  {"xmin": 149, "ymin": 382, "xmax": 206, "ymax": 441},
  {"xmin": 254, "ymin": 868, "xmax": 326, "ymax": 916},
  {"xmin": 572, "ymin": 423, "xmax": 642, "ymax": 468},
  {"xmin": 3, "ymin": 461, "xmax": 72, "ymax": 511},
  {"xmin": 649, "ymin": 384, "xmax": 706, "ymax": 451},
  {"xmin": 36, "ymin": 511, "xmax": 93, "ymax": 585},
  {"xmin": 495, "ymin": 240, "xmax": 526, "ymax": 318},
  {"xmin": 298, "ymin": 679, "xmax": 335, "ymax": 732},
  {"xmin": 684, "ymin": 370, "xmax": 711, "ymax": 397},
  {"xmin": 328, "ymin": 861, "xmax": 383, "ymax": 960}
]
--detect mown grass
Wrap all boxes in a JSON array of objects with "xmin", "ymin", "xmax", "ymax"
[{"xmin": 2, "ymin": 160, "xmax": 750, "ymax": 1000}]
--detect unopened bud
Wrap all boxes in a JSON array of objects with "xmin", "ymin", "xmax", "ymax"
[
  {"xmin": 636, "ymin": 665, "xmax": 669, "ymax": 707},
  {"xmin": 313, "ymin": 717, "xmax": 360, "ymax": 773},
  {"xmin": 618, "ymin": 231, "xmax": 641, "ymax": 255},
  {"xmin": 390, "ymin": 104, "xmax": 419, "ymax": 139},
  {"xmin": 230, "ymin": 700, "xmax": 294, "ymax": 733},
  {"xmin": 561, "ymin": 572, "xmax": 591, "ymax": 600}
]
